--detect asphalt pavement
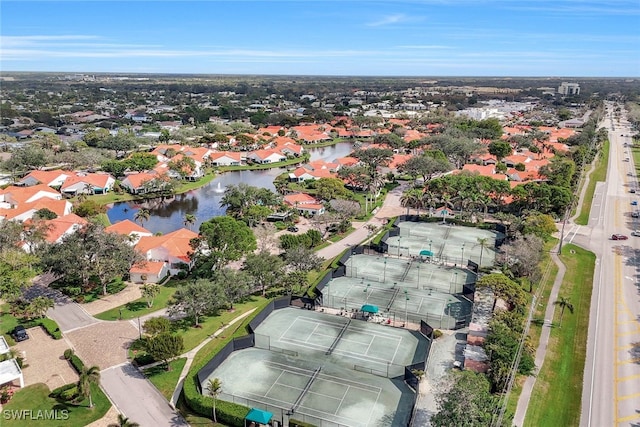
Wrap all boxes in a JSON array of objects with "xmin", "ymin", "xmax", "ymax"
[
  {"xmin": 580, "ymin": 103, "xmax": 640, "ymax": 427},
  {"xmin": 101, "ymin": 363, "xmax": 189, "ymax": 427}
]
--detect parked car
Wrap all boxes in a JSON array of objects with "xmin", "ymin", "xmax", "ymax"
[
  {"xmin": 632, "ymin": 211, "xmax": 639, "ymax": 218},
  {"xmin": 287, "ymin": 226, "xmax": 299, "ymax": 233},
  {"xmin": 627, "ymin": 172, "xmax": 633, "ymax": 176},
  {"xmin": 632, "ymin": 201, "xmax": 638, "ymax": 206},
  {"xmin": 11, "ymin": 326, "xmax": 29, "ymax": 342},
  {"xmin": 632, "ymin": 230, "xmax": 640, "ymax": 237},
  {"xmin": 612, "ymin": 234, "xmax": 629, "ymax": 240},
  {"xmin": 631, "ymin": 189, "xmax": 636, "ymax": 193}
]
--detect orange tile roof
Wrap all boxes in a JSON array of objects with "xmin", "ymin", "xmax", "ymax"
[
  {"xmin": 336, "ymin": 156, "xmax": 359, "ymax": 166},
  {"xmin": 135, "ymin": 228, "xmax": 199, "ymax": 262},
  {"xmin": 284, "ymin": 193, "xmax": 318, "ymax": 205},
  {"xmin": 0, "ymin": 184, "xmax": 61, "ymax": 204},
  {"xmin": 130, "ymin": 261, "xmax": 166, "ymax": 275},
  {"xmin": 21, "ymin": 170, "xmax": 72, "ymax": 185},
  {"xmin": 388, "ymin": 154, "xmax": 412, "ymax": 169},
  {"xmin": 105, "ymin": 219, "xmax": 152, "ymax": 236},
  {"xmin": 462, "ymin": 164, "xmax": 496, "ymax": 176},
  {"xmin": 42, "ymin": 213, "xmax": 88, "ymax": 243},
  {"xmin": 209, "ymin": 151, "xmax": 242, "ymax": 161},
  {"xmin": 122, "ymin": 172, "xmax": 159, "ymax": 189},
  {"xmin": 61, "ymin": 173, "xmax": 113, "ymax": 190},
  {"xmin": 0, "ymin": 199, "xmax": 70, "ymax": 220}
]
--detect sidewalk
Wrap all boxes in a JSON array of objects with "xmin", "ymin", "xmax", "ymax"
[
  {"xmin": 512, "ymin": 247, "xmax": 566, "ymax": 426},
  {"xmin": 168, "ymin": 308, "xmax": 258, "ymax": 408}
]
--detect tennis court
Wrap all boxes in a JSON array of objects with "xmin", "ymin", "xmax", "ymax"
[
  {"xmin": 207, "ymin": 348, "xmax": 414, "ymax": 427},
  {"xmin": 346, "ymin": 254, "xmax": 474, "ymax": 293},
  {"xmin": 385, "ymin": 221, "xmax": 503, "ymax": 267},
  {"xmin": 324, "ymin": 277, "xmax": 472, "ymax": 329},
  {"xmin": 253, "ymin": 308, "xmax": 429, "ymax": 378}
]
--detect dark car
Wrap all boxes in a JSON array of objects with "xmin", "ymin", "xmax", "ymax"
[
  {"xmin": 612, "ymin": 234, "xmax": 629, "ymax": 240},
  {"xmin": 11, "ymin": 325, "xmax": 29, "ymax": 342},
  {"xmin": 287, "ymin": 226, "xmax": 299, "ymax": 232}
]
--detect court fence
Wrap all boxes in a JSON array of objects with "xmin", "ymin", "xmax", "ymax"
[
  {"xmin": 197, "ymin": 295, "xmax": 291, "ymax": 391},
  {"xmin": 218, "ymin": 392, "xmax": 351, "ymax": 427}
]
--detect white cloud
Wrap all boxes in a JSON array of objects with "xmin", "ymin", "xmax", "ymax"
[{"xmin": 366, "ymin": 13, "xmax": 412, "ymax": 27}]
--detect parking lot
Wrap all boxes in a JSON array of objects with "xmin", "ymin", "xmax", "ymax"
[{"xmin": 12, "ymin": 326, "xmax": 78, "ymax": 390}]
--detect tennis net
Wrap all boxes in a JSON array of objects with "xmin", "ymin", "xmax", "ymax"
[{"xmin": 326, "ymin": 319, "xmax": 351, "ymax": 355}]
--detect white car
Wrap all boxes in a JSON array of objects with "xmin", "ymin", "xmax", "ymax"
[{"xmin": 632, "ymin": 230, "xmax": 640, "ymax": 237}]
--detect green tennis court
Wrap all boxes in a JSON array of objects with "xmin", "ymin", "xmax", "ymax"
[
  {"xmin": 324, "ymin": 277, "xmax": 472, "ymax": 329},
  {"xmin": 208, "ymin": 348, "xmax": 414, "ymax": 427},
  {"xmin": 253, "ymin": 308, "xmax": 428, "ymax": 377},
  {"xmin": 384, "ymin": 221, "xmax": 503, "ymax": 267}
]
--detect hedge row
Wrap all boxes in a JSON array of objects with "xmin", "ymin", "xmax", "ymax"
[
  {"xmin": 64, "ymin": 352, "xmax": 85, "ymax": 374},
  {"xmin": 49, "ymin": 382, "xmax": 78, "ymax": 401},
  {"xmin": 20, "ymin": 318, "xmax": 62, "ymax": 340},
  {"xmin": 183, "ymin": 301, "xmax": 271, "ymax": 426}
]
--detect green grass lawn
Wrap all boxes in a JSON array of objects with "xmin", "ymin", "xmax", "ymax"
[
  {"xmin": 94, "ymin": 283, "xmax": 178, "ymax": 321},
  {"xmin": 503, "ymin": 238, "xmax": 558, "ymax": 421},
  {"xmin": 91, "ymin": 172, "xmax": 217, "ymax": 205},
  {"xmin": 576, "ymin": 140, "xmax": 609, "ymax": 225},
  {"xmin": 144, "ymin": 357, "xmax": 187, "ymax": 400},
  {"xmin": 632, "ymin": 142, "xmax": 640, "ymax": 176},
  {"xmin": 524, "ymin": 244, "xmax": 595, "ymax": 427},
  {"xmin": 2, "ymin": 383, "xmax": 110, "ymax": 427},
  {"xmin": 81, "ymin": 279, "xmax": 128, "ymax": 304},
  {"xmin": 1, "ymin": 304, "xmax": 20, "ymax": 342},
  {"xmin": 173, "ymin": 297, "xmax": 267, "ymax": 352}
]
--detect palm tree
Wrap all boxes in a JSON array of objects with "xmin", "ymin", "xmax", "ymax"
[
  {"xmin": 206, "ymin": 378, "xmax": 222, "ymax": 424},
  {"xmin": 134, "ymin": 209, "xmax": 150, "ymax": 227},
  {"xmin": 554, "ymin": 296, "xmax": 574, "ymax": 328},
  {"xmin": 183, "ymin": 214, "xmax": 197, "ymax": 230},
  {"xmin": 77, "ymin": 365, "xmax": 101, "ymax": 408},
  {"xmin": 108, "ymin": 414, "xmax": 140, "ymax": 427},
  {"xmin": 400, "ymin": 190, "xmax": 419, "ymax": 215},
  {"xmin": 475, "ymin": 237, "xmax": 490, "ymax": 267}
]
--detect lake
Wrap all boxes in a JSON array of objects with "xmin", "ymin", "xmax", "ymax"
[{"xmin": 106, "ymin": 142, "xmax": 353, "ymax": 234}]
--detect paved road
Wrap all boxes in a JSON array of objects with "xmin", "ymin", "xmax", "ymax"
[
  {"xmin": 22, "ymin": 284, "xmax": 99, "ymax": 332},
  {"xmin": 101, "ymin": 364, "xmax": 189, "ymax": 427},
  {"xmin": 581, "ymin": 103, "xmax": 640, "ymax": 427}
]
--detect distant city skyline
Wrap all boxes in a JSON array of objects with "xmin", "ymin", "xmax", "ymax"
[{"xmin": 1, "ymin": 0, "xmax": 639, "ymax": 77}]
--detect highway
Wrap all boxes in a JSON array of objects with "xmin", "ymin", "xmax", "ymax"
[{"xmin": 579, "ymin": 102, "xmax": 640, "ymax": 427}]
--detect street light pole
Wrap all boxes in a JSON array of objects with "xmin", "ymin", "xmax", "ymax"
[
  {"xmin": 461, "ymin": 243, "xmax": 465, "ymax": 267},
  {"xmin": 405, "ymin": 292, "xmax": 410, "ymax": 327},
  {"xmin": 454, "ymin": 272, "xmax": 458, "ymax": 294},
  {"xmin": 398, "ymin": 236, "xmax": 402, "ymax": 258},
  {"xmin": 416, "ymin": 265, "xmax": 420, "ymax": 289},
  {"xmin": 383, "ymin": 259, "xmax": 387, "ymax": 283},
  {"xmin": 364, "ymin": 284, "xmax": 371, "ymax": 303}
]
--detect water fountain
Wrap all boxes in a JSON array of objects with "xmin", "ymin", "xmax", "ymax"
[{"xmin": 213, "ymin": 182, "xmax": 225, "ymax": 193}]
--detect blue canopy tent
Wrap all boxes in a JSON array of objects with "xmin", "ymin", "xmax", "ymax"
[
  {"xmin": 419, "ymin": 249, "xmax": 434, "ymax": 257},
  {"xmin": 245, "ymin": 408, "xmax": 273, "ymax": 426},
  {"xmin": 361, "ymin": 304, "xmax": 379, "ymax": 314}
]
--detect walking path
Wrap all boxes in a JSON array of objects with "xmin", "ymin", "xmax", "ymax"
[
  {"xmin": 512, "ymin": 247, "xmax": 566, "ymax": 426},
  {"xmin": 168, "ymin": 308, "xmax": 258, "ymax": 408},
  {"xmin": 512, "ymin": 128, "xmax": 603, "ymax": 425}
]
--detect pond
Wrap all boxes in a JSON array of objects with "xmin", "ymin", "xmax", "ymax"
[{"xmin": 106, "ymin": 142, "xmax": 354, "ymax": 234}]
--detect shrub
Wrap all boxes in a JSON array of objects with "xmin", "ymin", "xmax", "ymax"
[
  {"xmin": 69, "ymin": 354, "xmax": 85, "ymax": 374},
  {"xmin": 49, "ymin": 383, "xmax": 76, "ymax": 399},
  {"xmin": 63, "ymin": 349, "xmax": 74, "ymax": 360},
  {"xmin": 39, "ymin": 318, "xmax": 62, "ymax": 339},
  {"xmin": 433, "ymin": 329, "xmax": 443, "ymax": 339}
]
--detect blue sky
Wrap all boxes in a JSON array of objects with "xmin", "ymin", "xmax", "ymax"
[{"xmin": 1, "ymin": 1, "xmax": 639, "ymax": 76}]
